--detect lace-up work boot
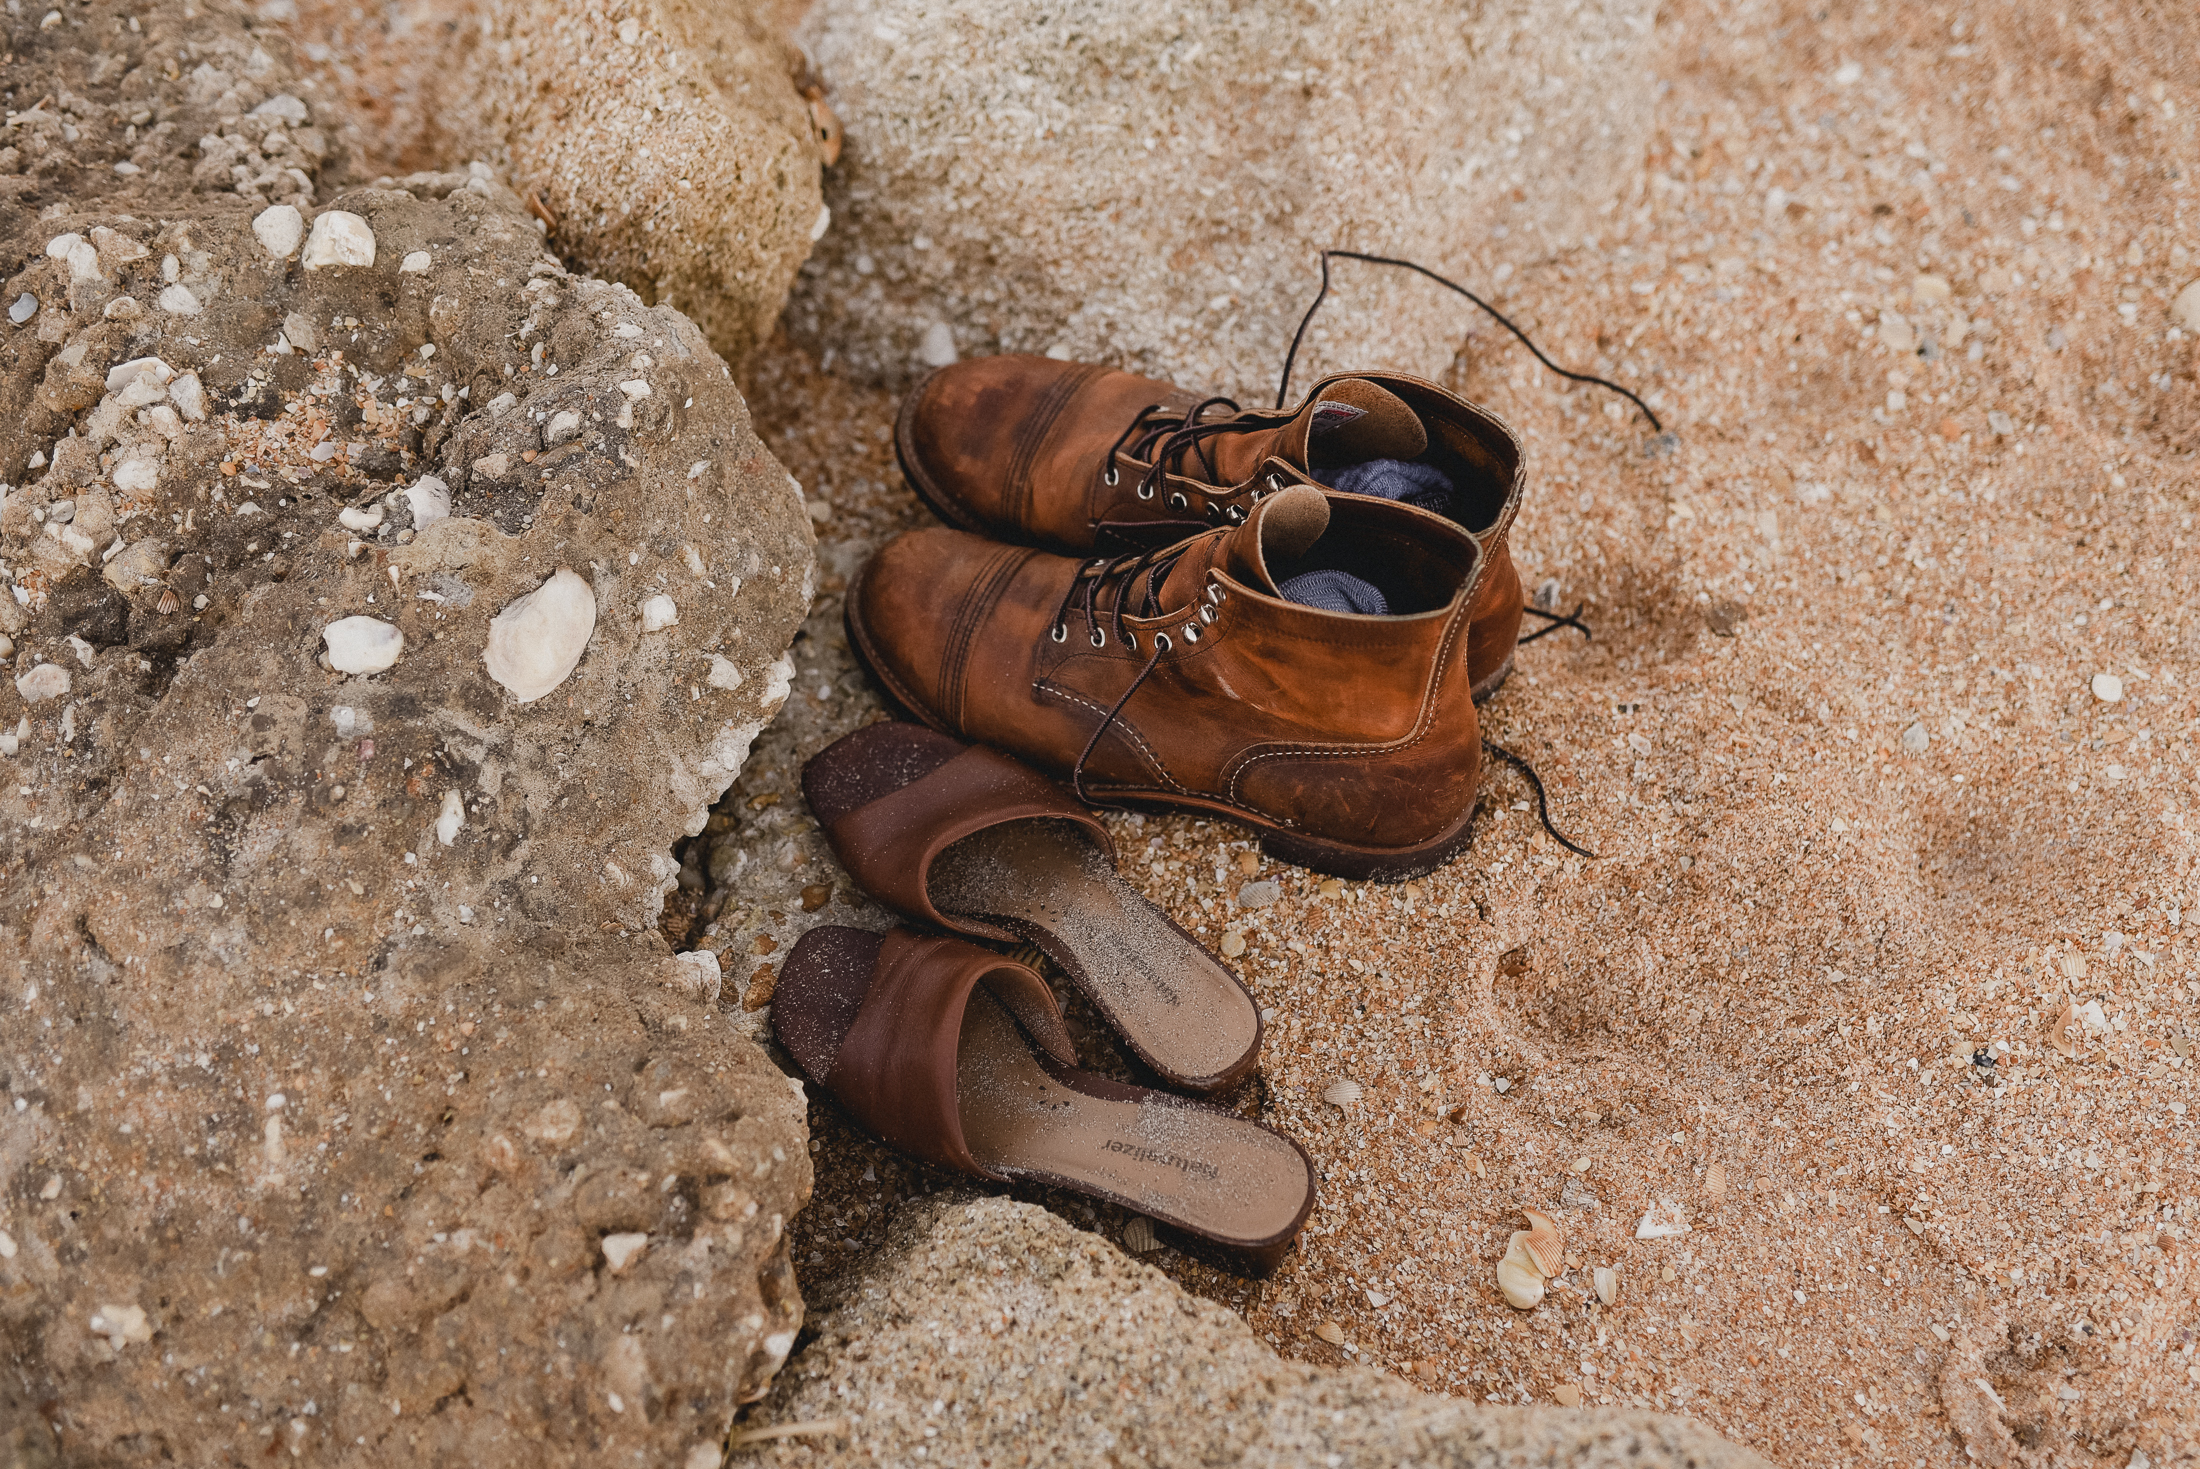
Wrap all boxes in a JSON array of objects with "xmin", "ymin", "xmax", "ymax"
[
  {"xmin": 896, "ymin": 356, "xmax": 1525, "ymax": 702},
  {"xmin": 846, "ymin": 484, "xmax": 1487, "ymax": 881}
]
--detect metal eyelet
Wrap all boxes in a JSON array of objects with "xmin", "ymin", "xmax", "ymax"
[
  {"xmin": 1198, "ymin": 604, "xmax": 1217, "ymax": 624},
  {"xmin": 1222, "ymin": 504, "xmax": 1246, "ymax": 525},
  {"xmin": 1266, "ymin": 473, "xmax": 1283, "ymax": 491},
  {"xmin": 1153, "ymin": 632, "xmax": 1173, "ymax": 652},
  {"xmin": 1135, "ymin": 481, "xmax": 1156, "ymax": 501},
  {"xmin": 1090, "ymin": 627, "xmax": 1107, "ymax": 649},
  {"xmin": 1167, "ymin": 492, "xmax": 1190, "ymax": 511},
  {"xmin": 1050, "ymin": 623, "xmax": 1068, "ymax": 643},
  {"xmin": 1104, "ymin": 466, "xmax": 1120, "ymax": 487},
  {"xmin": 1203, "ymin": 583, "xmax": 1221, "ymax": 604},
  {"xmin": 1123, "ymin": 632, "xmax": 1139, "ymax": 653},
  {"xmin": 1181, "ymin": 623, "xmax": 1200, "ymax": 643}
]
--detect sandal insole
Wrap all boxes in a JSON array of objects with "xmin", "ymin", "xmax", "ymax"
[
  {"xmin": 955, "ymin": 991, "xmax": 1309, "ymax": 1246},
  {"xmin": 927, "ymin": 818, "xmax": 1260, "ymax": 1086}
]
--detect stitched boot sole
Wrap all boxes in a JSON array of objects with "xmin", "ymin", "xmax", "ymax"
[{"xmin": 845, "ymin": 560, "xmax": 1480, "ymax": 886}]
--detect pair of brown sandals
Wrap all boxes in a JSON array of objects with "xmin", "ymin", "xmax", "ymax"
[{"xmin": 773, "ymin": 721, "xmax": 1318, "ymax": 1274}]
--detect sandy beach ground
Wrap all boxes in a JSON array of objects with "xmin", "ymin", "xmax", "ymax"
[{"xmin": 701, "ymin": 0, "xmax": 2200, "ymax": 1462}]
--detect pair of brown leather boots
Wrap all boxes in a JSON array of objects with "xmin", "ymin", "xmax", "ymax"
[{"xmin": 848, "ymin": 354, "xmax": 1529, "ymax": 881}]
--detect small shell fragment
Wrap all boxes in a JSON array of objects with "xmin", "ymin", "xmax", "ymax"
[
  {"xmin": 322, "ymin": 616, "xmax": 404, "ymax": 674},
  {"xmin": 640, "ymin": 593, "xmax": 679, "ymax": 632},
  {"xmin": 1551, "ymin": 1383, "xmax": 1583, "ymax": 1408},
  {"xmin": 1636, "ymin": 1199, "xmax": 1691, "ymax": 1240},
  {"xmin": 1520, "ymin": 1207, "xmax": 1565, "ymax": 1277},
  {"xmin": 485, "ymin": 568, "xmax": 597, "ymax": 703},
  {"xmin": 2044, "ymin": 997, "xmax": 2080, "ymax": 1058},
  {"xmin": 1593, "ymin": 1265, "xmax": 1619, "ymax": 1305},
  {"xmin": 1121, "ymin": 1216, "xmax": 1160, "ymax": 1254},
  {"xmin": 1706, "ymin": 1161, "xmax": 1728, "ymax": 1202},
  {"xmin": 1322, "ymin": 1080, "xmax": 1363, "ymax": 1111},
  {"xmin": 1497, "ymin": 1232, "xmax": 1547, "ymax": 1309},
  {"xmin": 1313, "ymin": 1321, "xmax": 1346, "ymax": 1345}
]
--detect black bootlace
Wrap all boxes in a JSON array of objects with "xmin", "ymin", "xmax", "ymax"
[
  {"xmin": 1483, "ymin": 739, "xmax": 1595, "ymax": 859},
  {"xmin": 1047, "ymin": 538, "xmax": 1203, "ymax": 803},
  {"xmin": 1103, "ymin": 396, "xmax": 1297, "ymax": 513},
  {"xmin": 1275, "ymin": 249, "xmax": 1663, "ymax": 431}
]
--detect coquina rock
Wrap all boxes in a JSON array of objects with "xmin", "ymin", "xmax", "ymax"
[
  {"xmin": 744, "ymin": 1195, "xmax": 1772, "ymax": 1469},
  {"xmin": 787, "ymin": 0, "xmax": 1662, "ymax": 401},
  {"xmin": 472, "ymin": 0, "xmax": 834, "ymax": 376},
  {"xmin": 0, "ymin": 16, "xmax": 819, "ymax": 1459}
]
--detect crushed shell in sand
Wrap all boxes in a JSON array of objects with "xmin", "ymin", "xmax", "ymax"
[
  {"xmin": 1313, "ymin": 1321, "xmax": 1347, "ymax": 1345},
  {"xmin": 1121, "ymin": 1216, "xmax": 1160, "ymax": 1254},
  {"xmin": 1322, "ymin": 1080, "xmax": 1363, "ymax": 1110},
  {"xmin": 1497, "ymin": 1232, "xmax": 1547, "ymax": 1309},
  {"xmin": 404, "ymin": 475, "xmax": 451, "ymax": 529},
  {"xmin": 484, "ymin": 568, "xmax": 596, "ymax": 703},
  {"xmin": 1706, "ymin": 1161, "xmax": 1729, "ymax": 1202},
  {"xmin": 1637, "ymin": 1200, "xmax": 1691, "ymax": 1240},
  {"xmin": 1520, "ymin": 1207, "xmax": 1565, "ymax": 1277},
  {"xmin": 1594, "ymin": 1265, "xmax": 1619, "ymax": 1305},
  {"xmin": 1551, "ymin": 1384, "xmax": 1583, "ymax": 1408}
]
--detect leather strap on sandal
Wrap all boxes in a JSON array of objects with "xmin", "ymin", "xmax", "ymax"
[
  {"xmin": 823, "ymin": 928, "xmax": 1077, "ymax": 1178},
  {"xmin": 824, "ymin": 745, "xmax": 1116, "ymax": 941}
]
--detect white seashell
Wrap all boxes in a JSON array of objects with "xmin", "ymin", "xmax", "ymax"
[
  {"xmin": 302, "ymin": 210, "xmax": 376, "ymax": 270},
  {"xmin": 1593, "ymin": 1265, "xmax": 1619, "ymax": 1306},
  {"xmin": 1497, "ymin": 1232, "xmax": 1547, "ymax": 1309},
  {"xmin": 169, "ymin": 371, "xmax": 209, "ymax": 422},
  {"xmin": 484, "ymin": 568, "xmax": 596, "ymax": 703},
  {"xmin": 706, "ymin": 654, "xmax": 744, "ymax": 691},
  {"xmin": 1121, "ymin": 1216, "xmax": 1160, "ymax": 1253},
  {"xmin": 600, "ymin": 1233, "xmax": 648, "ymax": 1273},
  {"xmin": 15, "ymin": 664, "xmax": 71, "ymax": 704},
  {"xmin": 435, "ymin": 790, "xmax": 465, "ymax": 846},
  {"xmin": 1636, "ymin": 1199, "xmax": 1691, "ymax": 1240},
  {"xmin": 404, "ymin": 475, "xmax": 450, "ymax": 530},
  {"xmin": 323, "ymin": 616, "xmax": 404, "ymax": 674},
  {"xmin": 1322, "ymin": 1080, "xmax": 1363, "ymax": 1110},
  {"xmin": 338, "ymin": 504, "xmax": 384, "ymax": 532},
  {"xmin": 252, "ymin": 204, "xmax": 305, "ymax": 258},
  {"xmin": 157, "ymin": 283, "xmax": 202, "ymax": 316},
  {"xmin": 640, "ymin": 593, "xmax": 679, "ymax": 632},
  {"xmin": 104, "ymin": 355, "xmax": 174, "ymax": 395},
  {"xmin": 1313, "ymin": 1321, "xmax": 1346, "ymax": 1345},
  {"xmin": 400, "ymin": 250, "xmax": 432, "ymax": 274}
]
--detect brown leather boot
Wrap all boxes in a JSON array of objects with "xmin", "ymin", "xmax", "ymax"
[
  {"xmin": 895, "ymin": 356, "xmax": 1526, "ymax": 702},
  {"xmin": 846, "ymin": 484, "xmax": 1486, "ymax": 881}
]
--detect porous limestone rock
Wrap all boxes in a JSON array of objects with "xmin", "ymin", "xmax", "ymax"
[
  {"xmin": 472, "ymin": 0, "xmax": 834, "ymax": 374},
  {"xmin": 0, "ymin": 86, "xmax": 817, "ymax": 1462},
  {"xmin": 747, "ymin": 1195, "xmax": 1772, "ymax": 1469},
  {"xmin": 788, "ymin": 0, "xmax": 1662, "ymax": 401}
]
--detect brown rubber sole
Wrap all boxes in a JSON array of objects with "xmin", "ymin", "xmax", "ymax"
[{"xmin": 843, "ymin": 563, "xmax": 1482, "ymax": 886}]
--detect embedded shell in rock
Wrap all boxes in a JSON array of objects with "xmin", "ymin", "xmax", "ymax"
[
  {"xmin": 484, "ymin": 566, "xmax": 597, "ymax": 702},
  {"xmin": 0, "ymin": 128, "xmax": 815, "ymax": 1461}
]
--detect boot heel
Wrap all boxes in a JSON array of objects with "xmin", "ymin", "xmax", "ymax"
[{"xmin": 1257, "ymin": 797, "xmax": 1481, "ymax": 884}]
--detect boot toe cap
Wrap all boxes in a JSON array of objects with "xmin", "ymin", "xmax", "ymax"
[
  {"xmin": 849, "ymin": 528, "xmax": 1023, "ymax": 727},
  {"xmin": 899, "ymin": 355, "xmax": 1084, "ymax": 532}
]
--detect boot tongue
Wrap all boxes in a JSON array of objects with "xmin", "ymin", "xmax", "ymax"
[
  {"xmin": 1294, "ymin": 377, "xmax": 1427, "ymax": 471},
  {"xmin": 1158, "ymin": 484, "xmax": 1329, "ymax": 608},
  {"xmin": 1201, "ymin": 377, "xmax": 1427, "ymax": 484}
]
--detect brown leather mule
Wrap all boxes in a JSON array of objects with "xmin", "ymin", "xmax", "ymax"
[
  {"xmin": 803, "ymin": 722, "xmax": 1262, "ymax": 1095},
  {"xmin": 773, "ymin": 925, "xmax": 1316, "ymax": 1275}
]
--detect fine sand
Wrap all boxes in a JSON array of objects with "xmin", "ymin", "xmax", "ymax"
[{"xmin": 722, "ymin": 0, "xmax": 2200, "ymax": 1464}]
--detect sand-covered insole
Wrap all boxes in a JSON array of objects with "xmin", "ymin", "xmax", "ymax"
[
  {"xmin": 955, "ymin": 991, "xmax": 1307, "ymax": 1244},
  {"xmin": 928, "ymin": 819, "xmax": 1259, "ymax": 1084}
]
